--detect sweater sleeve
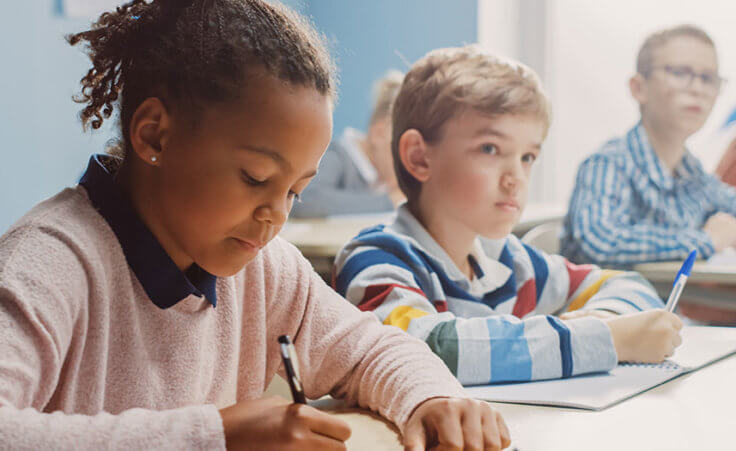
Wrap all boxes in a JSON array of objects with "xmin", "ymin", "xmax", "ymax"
[
  {"xmin": 265, "ymin": 239, "xmax": 467, "ymax": 435},
  {"xmin": 0, "ymin": 227, "xmax": 225, "ymax": 451},
  {"xmin": 333, "ymin": 242, "xmax": 618, "ymax": 386}
]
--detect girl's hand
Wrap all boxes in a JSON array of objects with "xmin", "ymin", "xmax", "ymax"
[
  {"xmin": 219, "ymin": 396, "xmax": 351, "ymax": 451},
  {"xmin": 403, "ymin": 397, "xmax": 511, "ymax": 451}
]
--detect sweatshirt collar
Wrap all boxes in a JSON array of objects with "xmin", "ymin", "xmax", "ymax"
[{"xmin": 79, "ymin": 154, "xmax": 217, "ymax": 309}]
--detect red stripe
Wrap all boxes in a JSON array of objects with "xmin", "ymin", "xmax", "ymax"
[
  {"xmin": 433, "ymin": 299, "xmax": 448, "ymax": 312},
  {"xmin": 358, "ymin": 284, "xmax": 427, "ymax": 311},
  {"xmin": 512, "ymin": 279, "xmax": 537, "ymax": 318},
  {"xmin": 565, "ymin": 260, "xmax": 595, "ymax": 298}
]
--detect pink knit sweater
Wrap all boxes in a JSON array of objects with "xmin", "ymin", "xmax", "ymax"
[{"xmin": 0, "ymin": 186, "xmax": 467, "ymax": 450}]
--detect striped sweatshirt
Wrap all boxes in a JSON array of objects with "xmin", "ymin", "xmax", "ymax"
[{"xmin": 334, "ymin": 205, "xmax": 664, "ymax": 386}]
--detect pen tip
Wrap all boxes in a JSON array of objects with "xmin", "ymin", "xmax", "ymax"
[
  {"xmin": 278, "ymin": 335, "xmax": 291, "ymax": 344},
  {"xmin": 683, "ymin": 250, "xmax": 697, "ymax": 275}
]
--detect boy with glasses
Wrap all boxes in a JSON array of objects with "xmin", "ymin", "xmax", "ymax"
[{"xmin": 561, "ymin": 25, "xmax": 736, "ymax": 267}]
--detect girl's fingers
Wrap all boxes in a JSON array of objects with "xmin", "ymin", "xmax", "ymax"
[
  {"xmin": 461, "ymin": 402, "xmax": 484, "ymax": 451},
  {"xmin": 432, "ymin": 410, "xmax": 464, "ymax": 451},
  {"xmin": 402, "ymin": 415, "xmax": 427, "ymax": 451},
  {"xmin": 480, "ymin": 404, "xmax": 504, "ymax": 451},
  {"xmin": 292, "ymin": 405, "xmax": 352, "ymax": 442}
]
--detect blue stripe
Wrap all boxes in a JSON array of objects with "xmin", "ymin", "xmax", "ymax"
[
  {"xmin": 335, "ymin": 249, "xmax": 420, "ymax": 296},
  {"xmin": 487, "ymin": 317, "xmax": 532, "ymax": 383},
  {"xmin": 546, "ymin": 316, "xmax": 573, "ymax": 378},
  {"xmin": 482, "ymin": 244, "xmax": 518, "ymax": 308},
  {"xmin": 523, "ymin": 243, "xmax": 548, "ymax": 301}
]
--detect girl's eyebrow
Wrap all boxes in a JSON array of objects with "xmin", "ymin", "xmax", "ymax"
[{"xmin": 239, "ymin": 145, "xmax": 317, "ymax": 179}]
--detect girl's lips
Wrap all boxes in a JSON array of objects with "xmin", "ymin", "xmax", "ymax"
[{"xmin": 233, "ymin": 238, "xmax": 264, "ymax": 251}]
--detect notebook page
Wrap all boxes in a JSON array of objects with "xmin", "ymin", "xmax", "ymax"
[
  {"xmin": 465, "ymin": 326, "xmax": 736, "ymax": 410},
  {"xmin": 670, "ymin": 326, "xmax": 736, "ymax": 370},
  {"xmin": 465, "ymin": 363, "xmax": 683, "ymax": 410}
]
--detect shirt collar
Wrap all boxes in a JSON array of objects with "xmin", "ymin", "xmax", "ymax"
[
  {"xmin": 79, "ymin": 154, "xmax": 218, "ymax": 309},
  {"xmin": 392, "ymin": 204, "xmax": 512, "ymax": 293},
  {"xmin": 340, "ymin": 127, "xmax": 379, "ymax": 185},
  {"xmin": 628, "ymin": 122, "xmax": 705, "ymax": 190}
]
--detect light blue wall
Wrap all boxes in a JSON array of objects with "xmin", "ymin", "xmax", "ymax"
[
  {"xmin": 305, "ymin": 0, "xmax": 478, "ymax": 136},
  {"xmin": 0, "ymin": 1, "xmax": 114, "ymax": 232},
  {"xmin": 0, "ymin": 0, "xmax": 476, "ymax": 232}
]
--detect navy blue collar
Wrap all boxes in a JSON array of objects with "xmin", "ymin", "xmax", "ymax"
[{"xmin": 79, "ymin": 154, "xmax": 218, "ymax": 309}]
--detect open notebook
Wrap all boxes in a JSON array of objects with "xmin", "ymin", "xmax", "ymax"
[{"xmin": 464, "ymin": 326, "xmax": 736, "ymax": 410}]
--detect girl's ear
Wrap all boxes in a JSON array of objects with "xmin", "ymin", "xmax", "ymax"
[
  {"xmin": 398, "ymin": 129, "xmax": 431, "ymax": 183},
  {"xmin": 129, "ymin": 97, "xmax": 171, "ymax": 166}
]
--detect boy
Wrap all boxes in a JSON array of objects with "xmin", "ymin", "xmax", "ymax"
[
  {"xmin": 561, "ymin": 25, "xmax": 736, "ymax": 267},
  {"xmin": 334, "ymin": 46, "xmax": 681, "ymax": 386}
]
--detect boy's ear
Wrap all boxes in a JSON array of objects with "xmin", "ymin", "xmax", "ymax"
[
  {"xmin": 629, "ymin": 74, "xmax": 648, "ymax": 106},
  {"xmin": 129, "ymin": 97, "xmax": 171, "ymax": 166},
  {"xmin": 398, "ymin": 129, "xmax": 431, "ymax": 183}
]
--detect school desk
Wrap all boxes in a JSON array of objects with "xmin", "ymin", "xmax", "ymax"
[
  {"xmin": 280, "ymin": 203, "xmax": 565, "ymax": 277},
  {"xmin": 312, "ymin": 352, "xmax": 736, "ymax": 450},
  {"xmin": 634, "ymin": 261, "xmax": 736, "ymax": 321}
]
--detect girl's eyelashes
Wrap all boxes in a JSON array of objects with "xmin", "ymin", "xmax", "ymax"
[
  {"xmin": 242, "ymin": 169, "xmax": 302, "ymax": 202},
  {"xmin": 522, "ymin": 153, "xmax": 538, "ymax": 164},
  {"xmin": 241, "ymin": 170, "xmax": 266, "ymax": 186},
  {"xmin": 289, "ymin": 191, "xmax": 302, "ymax": 203}
]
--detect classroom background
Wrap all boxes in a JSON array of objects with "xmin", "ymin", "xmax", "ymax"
[{"xmin": 1, "ymin": 0, "xmax": 735, "ymax": 232}]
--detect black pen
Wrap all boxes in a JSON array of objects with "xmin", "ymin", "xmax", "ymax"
[{"xmin": 278, "ymin": 334, "xmax": 307, "ymax": 404}]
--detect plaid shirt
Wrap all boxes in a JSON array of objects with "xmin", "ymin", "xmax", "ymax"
[{"xmin": 561, "ymin": 122, "xmax": 736, "ymax": 267}]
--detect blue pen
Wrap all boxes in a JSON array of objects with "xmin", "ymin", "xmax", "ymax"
[{"xmin": 664, "ymin": 250, "xmax": 697, "ymax": 312}]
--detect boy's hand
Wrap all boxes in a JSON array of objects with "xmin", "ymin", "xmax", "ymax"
[
  {"xmin": 703, "ymin": 212, "xmax": 736, "ymax": 252},
  {"xmin": 560, "ymin": 309, "xmax": 617, "ymax": 321},
  {"xmin": 604, "ymin": 310, "xmax": 683, "ymax": 363},
  {"xmin": 403, "ymin": 397, "xmax": 511, "ymax": 451},
  {"xmin": 219, "ymin": 396, "xmax": 351, "ymax": 451}
]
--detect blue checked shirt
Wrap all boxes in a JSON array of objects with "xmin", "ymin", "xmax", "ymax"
[{"xmin": 561, "ymin": 122, "xmax": 736, "ymax": 267}]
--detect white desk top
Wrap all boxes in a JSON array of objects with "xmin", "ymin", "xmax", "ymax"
[
  {"xmin": 323, "ymin": 354, "xmax": 736, "ymax": 450},
  {"xmin": 634, "ymin": 261, "xmax": 736, "ymax": 285}
]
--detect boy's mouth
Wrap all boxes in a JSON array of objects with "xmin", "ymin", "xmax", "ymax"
[{"xmin": 495, "ymin": 200, "xmax": 520, "ymax": 212}]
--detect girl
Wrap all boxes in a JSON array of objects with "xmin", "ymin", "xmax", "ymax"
[{"xmin": 0, "ymin": 1, "xmax": 509, "ymax": 450}]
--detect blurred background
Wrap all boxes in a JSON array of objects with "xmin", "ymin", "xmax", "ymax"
[{"xmin": 1, "ymin": 0, "xmax": 734, "ymax": 232}]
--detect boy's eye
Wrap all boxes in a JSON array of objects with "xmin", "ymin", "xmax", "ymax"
[
  {"xmin": 522, "ymin": 153, "xmax": 537, "ymax": 164},
  {"xmin": 481, "ymin": 144, "xmax": 498, "ymax": 155},
  {"xmin": 241, "ymin": 170, "xmax": 266, "ymax": 186}
]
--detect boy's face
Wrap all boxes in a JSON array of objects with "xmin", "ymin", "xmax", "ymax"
[
  {"xmin": 149, "ymin": 74, "xmax": 332, "ymax": 276},
  {"xmin": 421, "ymin": 111, "xmax": 544, "ymax": 239},
  {"xmin": 634, "ymin": 36, "xmax": 719, "ymax": 137}
]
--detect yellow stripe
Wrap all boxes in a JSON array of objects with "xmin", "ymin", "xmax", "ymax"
[
  {"xmin": 566, "ymin": 270, "xmax": 621, "ymax": 312},
  {"xmin": 383, "ymin": 306, "xmax": 430, "ymax": 331}
]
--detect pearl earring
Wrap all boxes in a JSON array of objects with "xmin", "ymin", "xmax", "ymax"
[{"xmin": 151, "ymin": 156, "xmax": 158, "ymax": 162}]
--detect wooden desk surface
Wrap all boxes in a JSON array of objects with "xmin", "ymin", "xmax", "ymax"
[
  {"xmin": 323, "ymin": 354, "xmax": 736, "ymax": 450},
  {"xmin": 280, "ymin": 203, "xmax": 565, "ymax": 259}
]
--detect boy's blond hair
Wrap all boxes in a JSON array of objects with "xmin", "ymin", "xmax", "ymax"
[
  {"xmin": 637, "ymin": 24, "xmax": 715, "ymax": 76},
  {"xmin": 369, "ymin": 69, "xmax": 404, "ymax": 126},
  {"xmin": 391, "ymin": 45, "xmax": 551, "ymax": 204}
]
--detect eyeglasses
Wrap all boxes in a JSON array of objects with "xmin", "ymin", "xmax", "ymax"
[{"xmin": 647, "ymin": 65, "xmax": 726, "ymax": 93}]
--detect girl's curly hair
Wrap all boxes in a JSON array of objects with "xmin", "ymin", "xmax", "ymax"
[{"xmin": 67, "ymin": 0, "xmax": 336, "ymax": 154}]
